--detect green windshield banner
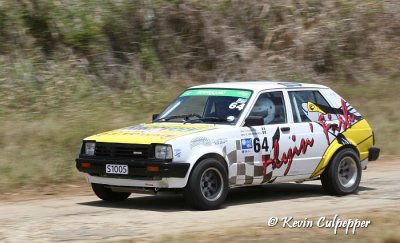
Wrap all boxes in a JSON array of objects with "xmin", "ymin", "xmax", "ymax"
[{"xmin": 180, "ymin": 89, "xmax": 252, "ymax": 99}]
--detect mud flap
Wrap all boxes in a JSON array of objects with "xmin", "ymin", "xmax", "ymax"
[{"xmin": 368, "ymin": 147, "xmax": 380, "ymax": 161}]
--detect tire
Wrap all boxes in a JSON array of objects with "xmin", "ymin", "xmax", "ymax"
[
  {"xmin": 91, "ymin": 183, "xmax": 131, "ymax": 201},
  {"xmin": 321, "ymin": 148, "xmax": 361, "ymax": 195},
  {"xmin": 183, "ymin": 158, "xmax": 228, "ymax": 210}
]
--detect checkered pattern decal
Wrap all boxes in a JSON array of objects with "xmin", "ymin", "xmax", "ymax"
[{"xmin": 227, "ymin": 140, "xmax": 273, "ymax": 185}]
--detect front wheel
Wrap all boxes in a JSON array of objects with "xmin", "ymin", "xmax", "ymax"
[
  {"xmin": 183, "ymin": 158, "xmax": 228, "ymax": 210},
  {"xmin": 91, "ymin": 183, "xmax": 131, "ymax": 201},
  {"xmin": 321, "ymin": 148, "xmax": 361, "ymax": 195}
]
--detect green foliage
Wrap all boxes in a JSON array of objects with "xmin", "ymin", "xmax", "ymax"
[
  {"xmin": 51, "ymin": 1, "xmax": 103, "ymax": 53},
  {"xmin": 0, "ymin": 8, "xmax": 8, "ymax": 52},
  {"xmin": 139, "ymin": 31, "xmax": 161, "ymax": 73}
]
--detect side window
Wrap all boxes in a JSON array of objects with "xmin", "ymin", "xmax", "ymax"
[
  {"xmin": 249, "ymin": 91, "xmax": 287, "ymax": 125},
  {"xmin": 314, "ymin": 91, "xmax": 330, "ymax": 107},
  {"xmin": 289, "ymin": 90, "xmax": 333, "ymax": 123}
]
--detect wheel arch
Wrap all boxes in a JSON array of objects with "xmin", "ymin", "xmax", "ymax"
[
  {"xmin": 323, "ymin": 144, "xmax": 360, "ymax": 173},
  {"xmin": 196, "ymin": 153, "xmax": 229, "ymax": 173},
  {"xmin": 337, "ymin": 144, "xmax": 360, "ymax": 159},
  {"xmin": 311, "ymin": 143, "xmax": 360, "ymax": 178},
  {"xmin": 184, "ymin": 152, "xmax": 229, "ymax": 187}
]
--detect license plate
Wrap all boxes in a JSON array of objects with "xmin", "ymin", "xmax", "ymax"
[{"xmin": 106, "ymin": 164, "xmax": 128, "ymax": 175}]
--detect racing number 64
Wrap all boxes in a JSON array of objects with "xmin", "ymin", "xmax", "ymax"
[{"xmin": 253, "ymin": 137, "xmax": 269, "ymax": 153}]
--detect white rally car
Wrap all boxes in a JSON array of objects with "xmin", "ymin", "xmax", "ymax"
[{"xmin": 76, "ymin": 81, "xmax": 380, "ymax": 210}]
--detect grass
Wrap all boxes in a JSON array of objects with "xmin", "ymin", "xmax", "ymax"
[
  {"xmin": 330, "ymin": 80, "xmax": 400, "ymax": 155},
  {"xmin": 0, "ymin": 81, "xmax": 188, "ymax": 191}
]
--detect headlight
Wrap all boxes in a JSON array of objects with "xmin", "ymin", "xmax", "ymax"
[
  {"xmin": 85, "ymin": 142, "xmax": 96, "ymax": 156},
  {"xmin": 155, "ymin": 144, "xmax": 173, "ymax": 160}
]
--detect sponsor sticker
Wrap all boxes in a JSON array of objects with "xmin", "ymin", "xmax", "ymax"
[
  {"xmin": 180, "ymin": 89, "xmax": 252, "ymax": 99},
  {"xmin": 236, "ymin": 98, "xmax": 248, "ymax": 104},
  {"xmin": 241, "ymin": 138, "xmax": 253, "ymax": 150},
  {"xmin": 174, "ymin": 149, "xmax": 183, "ymax": 158},
  {"xmin": 190, "ymin": 137, "xmax": 212, "ymax": 149}
]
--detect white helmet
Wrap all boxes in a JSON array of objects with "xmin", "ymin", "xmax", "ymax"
[{"xmin": 251, "ymin": 97, "xmax": 276, "ymax": 124}]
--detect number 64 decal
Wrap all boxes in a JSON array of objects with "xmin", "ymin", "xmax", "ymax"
[
  {"xmin": 229, "ymin": 102, "xmax": 245, "ymax": 110},
  {"xmin": 253, "ymin": 137, "xmax": 269, "ymax": 153}
]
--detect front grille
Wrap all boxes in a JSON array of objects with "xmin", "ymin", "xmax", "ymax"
[{"xmin": 95, "ymin": 143, "xmax": 150, "ymax": 159}]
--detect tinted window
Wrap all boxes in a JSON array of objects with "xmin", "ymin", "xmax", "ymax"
[{"xmin": 157, "ymin": 88, "xmax": 252, "ymax": 124}]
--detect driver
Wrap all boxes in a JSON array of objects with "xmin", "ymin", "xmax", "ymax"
[{"xmin": 249, "ymin": 97, "xmax": 276, "ymax": 124}]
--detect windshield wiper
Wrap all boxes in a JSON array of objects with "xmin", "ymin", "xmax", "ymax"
[
  {"xmin": 154, "ymin": 113, "xmax": 202, "ymax": 122},
  {"xmin": 184, "ymin": 116, "xmax": 228, "ymax": 124}
]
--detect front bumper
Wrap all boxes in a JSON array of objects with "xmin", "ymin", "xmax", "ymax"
[
  {"xmin": 87, "ymin": 174, "xmax": 170, "ymax": 188},
  {"xmin": 76, "ymin": 157, "xmax": 190, "ymax": 179}
]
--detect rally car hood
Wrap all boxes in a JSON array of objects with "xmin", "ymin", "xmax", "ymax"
[{"xmin": 84, "ymin": 123, "xmax": 217, "ymax": 144}]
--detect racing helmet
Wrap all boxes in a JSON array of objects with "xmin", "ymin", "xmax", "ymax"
[{"xmin": 251, "ymin": 97, "xmax": 276, "ymax": 124}]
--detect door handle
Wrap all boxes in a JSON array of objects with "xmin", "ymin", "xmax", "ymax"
[{"xmin": 280, "ymin": 127, "xmax": 290, "ymax": 132}]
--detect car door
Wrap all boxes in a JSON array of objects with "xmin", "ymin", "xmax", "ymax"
[
  {"xmin": 237, "ymin": 90, "xmax": 295, "ymax": 185},
  {"xmin": 286, "ymin": 89, "xmax": 335, "ymax": 176}
]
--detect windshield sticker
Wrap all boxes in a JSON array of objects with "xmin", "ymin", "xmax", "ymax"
[
  {"xmin": 181, "ymin": 89, "xmax": 252, "ymax": 99},
  {"xmin": 227, "ymin": 116, "xmax": 235, "ymax": 122},
  {"xmin": 236, "ymin": 98, "xmax": 247, "ymax": 104},
  {"xmin": 229, "ymin": 102, "xmax": 245, "ymax": 110}
]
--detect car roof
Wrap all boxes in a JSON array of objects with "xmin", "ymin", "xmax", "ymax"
[{"xmin": 191, "ymin": 81, "xmax": 329, "ymax": 93}]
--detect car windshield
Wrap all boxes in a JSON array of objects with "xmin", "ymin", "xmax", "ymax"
[{"xmin": 154, "ymin": 88, "xmax": 253, "ymax": 125}]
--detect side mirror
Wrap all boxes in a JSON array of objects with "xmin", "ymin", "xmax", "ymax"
[
  {"xmin": 152, "ymin": 114, "xmax": 159, "ymax": 121},
  {"xmin": 244, "ymin": 116, "xmax": 264, "ymax": 127}
]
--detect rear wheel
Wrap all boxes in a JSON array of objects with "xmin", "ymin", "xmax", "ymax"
[
  {"xmin": 321, "ymin": 148, "xmax": 361, "ymax": 195},
  {"xmin": 91, "ymin": 183, "xmax": 131, "ymax": 201},
  {"xmin": 183, "ymin": 158, "xmax": 228, "ymax": 210}
]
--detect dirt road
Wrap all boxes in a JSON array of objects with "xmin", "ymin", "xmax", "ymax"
[{"xmin": 0, "ymin": 159, "xmax": 399, "ymax": 242}]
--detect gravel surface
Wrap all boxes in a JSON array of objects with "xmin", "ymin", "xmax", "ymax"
[{"xmin": 0, "ymin": 159, "xmax": 398, "ymax": 242}]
